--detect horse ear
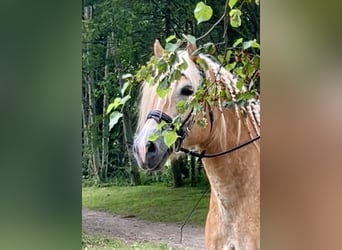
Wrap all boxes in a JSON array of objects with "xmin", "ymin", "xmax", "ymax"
[
  {"xmin": 187, "ymin": 42, "xmax": 197, "ymax": 61},
  {"xmin": 154, "ymin": 40, "xmax": 164, "ymax": 58}
]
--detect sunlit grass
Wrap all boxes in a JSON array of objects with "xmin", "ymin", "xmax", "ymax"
[
  {"xmin": 82, "ymin": 185, "xmax": 209, "ymax": 225},
  {"xmin": 82, "ymin": 233, "xmax": 176, "ymax": 250}
]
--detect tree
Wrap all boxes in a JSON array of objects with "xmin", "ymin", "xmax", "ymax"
[{"xmin": 82, "ymin": 0, "xmax": 260, "ymax": 186}]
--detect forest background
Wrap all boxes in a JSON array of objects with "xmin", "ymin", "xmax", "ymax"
[{"xmin": 82, "ymin": 0, "xmax": 260, "ymax": 187}]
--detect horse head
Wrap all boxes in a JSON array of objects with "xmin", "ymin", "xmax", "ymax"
[{"xmin": 133, "ymin": 40, "xmax": 211, "ymax": 170}]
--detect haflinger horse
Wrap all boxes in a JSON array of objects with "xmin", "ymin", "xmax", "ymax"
[{"xmin": 133, "ymin": 40, "xmax": 260, "ymax": 250}]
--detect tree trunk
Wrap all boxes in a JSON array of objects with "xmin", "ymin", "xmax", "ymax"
[
  {"xmin": 112, "ymin": 30, "xmax": 141, "ymax": 185},
  {"xmin": 84, "ymin": 5, "xmax": 101, "ymax": 182},
  {"xmin": 171, "ymin": 158, "xmax": 182, "ymax": 188},
  {"xmin": 100, "ymin": 35, "xmax": 111, "ymax": 182},
  {"xmin": 190, "ymin": 155, "xmax": 196, "ymax": 187}
]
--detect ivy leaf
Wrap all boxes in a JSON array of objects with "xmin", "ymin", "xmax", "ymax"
[
  {"xmin": 166, "ymin": 35, "xmax": 177, "ymax": 43},
  {"xmin": 157, "ymin": 58, "xmax": 167, "ymax": 73},
  {"xmin": 178, "ymin": 60, "xmax": 188, "ymax": 70},
  {"xmin": 165, "ymin": 42, "xmax": 179, "ymax": 52},
  {"xmin": 122, "ymin": 73, "xmax": 132, "ymax": 79},
  {"xmin": 156, "ymin": 120, "xmax": 167, "ymax": 130},
  {"xmin": 162, "ymin": 130, "xmax": 178, "ymax": 148},
  {"xmin": 182, "ymin": 34, "xmax": 196, "ymax": 44},
  {"xmin": 176, "ymin": 100, "xmax": 186, "ymax": 114},
  {"xmin": 194, "ymin": 2, "xmax": 213, "ymax": 24},
  {"xmin": 195, "ymin": 57, "xmax": 208, "ymax": 71},
  {"xmin": 243, "ymin": 39, "xmax": 260, "ymax": 49},
  {"xmin": 106, "ymin": 97, "xmax": 121, "ymax": 115},
  {"xmin": 233, "ymin": 38, "xmax": 243, "ymax": 47},
  {"xmin": 225, "ymin": 62, "xmax": 236, "ymax": 71},
  {"xmin": 169, "ymin": 52, "xmax": 177, "ymax": 65},
  {"xmin": 203, "ymin": 42, "xmax": 216, "ymax": 54},
  {"xmin": 121, "ymin": 81, "xmax": 130, "ymax": 97},
  {"xmin": 228, "ymin": 0, "xmax": 238, "ymax": 9},
  {"xmin": 170, "ymin": 69, "xmax": 181, "ymax": 82},
  {"xmin": 148, "ymin": 133, "xmax": 159, "ymax": 142},
  {"xmin": 158, "ymin": 77, "xmax": 169, "ymax": 90},
  {"xmin": 109, "ymin": 111, "xmax": 123, "ymax": 130},
  {"xmin": 225, "ymin": 50, "xmax": 232, "ymax": 62},
  {"xmin": 120, "ymin": 95, "xmax": 131, "ymax": 105},
  {"xmin": 229, "ymin": 9, "xmax": 242, "ymax": 27},
  {"xmin": 157, "ymin": 85, "xmax": 171, "ymax": 98},
  {"xmin": 253, "ymin": 55, "xmax": 260, "ymax": 69},
  {"xmin": 236, "ymin": 78, "xmax": 245, "ymax": 91}
]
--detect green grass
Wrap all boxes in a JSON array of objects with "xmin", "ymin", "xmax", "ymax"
[
  {"xmin": 82, "ymin": 185, "xmax": 209, "ymax": 225},
  {"xmin": 82, "ymin": 233, "xmax": 176, "ymax": 250}
]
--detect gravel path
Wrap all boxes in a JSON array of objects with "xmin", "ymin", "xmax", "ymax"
[{"xmin": 82, "ymin": 208, "xmax": 205, "ymax": 249}]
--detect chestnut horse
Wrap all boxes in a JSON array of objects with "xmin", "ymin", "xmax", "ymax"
[{"xmin": 133, "ymin": 40, "xmax": 260, "ymax": 250}]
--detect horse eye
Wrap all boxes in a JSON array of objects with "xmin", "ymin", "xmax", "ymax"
[{"xmin": 180, "ymin": 86, "xmax": 194, "ymax": 96}]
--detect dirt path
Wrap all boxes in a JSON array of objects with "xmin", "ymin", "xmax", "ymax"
[{"xmin": 82, "ymin": 208, "xmax": 205, "ymax": 250}]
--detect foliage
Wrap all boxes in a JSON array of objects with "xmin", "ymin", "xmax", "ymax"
[
  {"xmin": 82, "ymin": 0, "xmax": 259, "ymax": 185},
  {"xmin": 121, "ymin": 0, "xmax": 260, "ymax": 151}
]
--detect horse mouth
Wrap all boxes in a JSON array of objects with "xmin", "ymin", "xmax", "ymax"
[{"xmin": 140, "ymin": 150, "xmax": 170, "ymax": 171}]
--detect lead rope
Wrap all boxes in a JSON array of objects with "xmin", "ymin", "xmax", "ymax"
[
  {"xmin": 179, "ymin": 186, "xmax": 209, "ymax": 244},
  {"xmin": 179, "ymin": 135, "xmax": 260, "ymax": 159}
]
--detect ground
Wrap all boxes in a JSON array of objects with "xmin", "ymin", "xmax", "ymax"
[{"xmin": 82, "ymin": 208, "xmax": 205, "ymax": 250}]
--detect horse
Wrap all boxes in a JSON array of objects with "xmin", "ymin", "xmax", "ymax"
[{"xmin": 133, "ymin": 40, "xmax": 260, "ymax": 250}]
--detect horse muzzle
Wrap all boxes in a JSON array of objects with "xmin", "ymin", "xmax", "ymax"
[{"xmin": 133, "ymin": 134, "xmax": 170, "ymax": 171}]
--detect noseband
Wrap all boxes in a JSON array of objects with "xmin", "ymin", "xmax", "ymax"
[
  {"xmin": 146, "ymin": 109, "xmax": 260, "ymax": 159},
  {"xmin": 146, "ymin": 110, "xmax": 194, "ymax": 152}
]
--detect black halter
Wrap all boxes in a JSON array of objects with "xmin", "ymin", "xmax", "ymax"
[
  {"xmin": 146, "ymin": 109, "xmax": 194, "ymax": 151},
  {"xmin": 146, "ymin": 109, "xmax": 260, "ymax": 159}
]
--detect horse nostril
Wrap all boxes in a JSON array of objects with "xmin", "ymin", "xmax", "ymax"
[{"xmin": 146, "ymin": 141, "xmax": 156, "ymax": 153}]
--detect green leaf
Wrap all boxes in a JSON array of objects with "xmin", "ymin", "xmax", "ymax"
[
  {"xmin": 162, "ymin": 130, "xmax": 178, "ymax": 148},
  {"xmin": 120, "ymin": 95, "xmax": 131, "ymax": 105},
  {"xmin": 157, "ymin": 86, "xmax": 171, "ymax": 98},
  {"xmin": 229, "ymin": 0, "xmax": 238, "ymax": 9},
  {"xmin": 195, "ymin": 57, "xmax": 208, "ymax": 71},
  {"xmin": 169, "ymin": 53, "xmax": 177, "ymax": 65},
  {"xmin": 106, "ymin": 97, "xmax": 122, "ymax": 115},
  {"xmin": 170, "ymin": 69, "xmax": 181, "ymax": 82},
  {"xmin": 166, "ymin": 35, "xmax": 177, "ymax": 43},
  {"xmin": 157, "ymin": 58, "xmax": 167, "ymax": 73},
  {"xmin": 165, "ymin": 42, "xmax": 178, "ymax": 52},
  {"xmin": 229, "ymin": 9, "xmax": 242, "ymax": 27},
  {"xmin": 225, "ymin": 62, "xmax": 236, "ymax": 71},
  {"xmin": 122, "ymin": 73, "xmax": 132, "ymax": 79},
  {"xmin": 156, "ymin": 120, "xmax": 167, "ymax": 130},
  {"xmin": 243, "ymin": 39, "xmax": 260, "ymax": 49},
  {"xmin": 106, "ymin": 103, "xmax": 116, "ymax": 115},
  {"xmin": 194, "ymin": 2, "xmax": 213, "ymax": 24},
  {"xmin": 182, "ymin": 34, "xmax": 196, "ymax": 44},
  {"xmin": 253, "ymin": 55, "xmax": 260, "ymax": 69},
  {"xmin": 203, "ymin": 42, "xmax": 216, "ymax": 54},
  {"xmin": 179, "ymin": 60, "xmax": 188, "ymax": 70},
  {"xmin": 233, "ymin": 38, "xmax": 243, "ymax": 47},
  {"xmin": 158, "ymin": 78, "xmax": 169, "ymax": 90},
  {"xmin": 236, "ymin": 79, "xmax": 245, "ymax": 91},
  {"xmin": 121, "ymin": 81, "xmax": 130, "ymax": 96},
  {"xmin": 148, "ymin": 133, "xmax": 159, "ymax": 142},
  {"xmin": 109, "ymin": 111, "xmax": 123, "ymax": 130},
  {"xmin": 176, "ymin": 100, "xmax": 186, "ymax": 114},
  {"xmin": 225, "ymin": 50, "xmax": 232, "ymax": 62}
]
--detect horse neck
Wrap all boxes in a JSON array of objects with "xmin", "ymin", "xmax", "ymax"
[{"xmin": 200, "ymin": 107, "xmax": 260, "ymax": 250}]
